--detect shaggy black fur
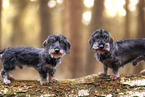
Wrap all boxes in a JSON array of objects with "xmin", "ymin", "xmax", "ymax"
[
  {"xmin": 0, "ymin": 34, "xmax": 71, "ymax": 85},
  {"xmin": 89, "ymin": 29, "xmax": 145, "ymax": 78}
]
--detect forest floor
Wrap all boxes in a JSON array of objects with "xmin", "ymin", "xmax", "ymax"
[{"xmin": 0, "ymin": 74, "xmax": 145, "ymax": 96}]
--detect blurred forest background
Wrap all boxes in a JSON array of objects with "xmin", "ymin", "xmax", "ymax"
[{"xmin": 0, "ymin": 0, "xmax": 145, "ymax": 80}]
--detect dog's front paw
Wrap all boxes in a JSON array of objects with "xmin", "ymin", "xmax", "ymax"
[
  {"xmin": 49, "ymin": 77, "xmax": 57, "ymax": 83},
  {"xmin": 39, "ymin": 79, "xmax": 49, "ymax": 85},
  {"xmin": 2, "ymin": 79, "xmax": 11, "ymax": 85},
  {"xmin": 98, "ymin": 72, "xmax": 107, "ymax": 76},
  {"xmin": 110, "ymin": 75, "xmax": 119, "ymax": 80},
  {"xmin": 110, "ymin": 73, "xmax": 119, "ymax": 80}
]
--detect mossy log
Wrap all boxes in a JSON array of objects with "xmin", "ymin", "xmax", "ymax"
[{"xmin": 1, "ymin": 74, "xmax": 145, "ymax": 96}]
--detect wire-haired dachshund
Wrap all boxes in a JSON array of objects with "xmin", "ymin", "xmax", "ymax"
[
  {"xmin": 89, "ymin": 29, "xmax": 145, "ymax": 79},
  {"xmin": 0, "ymin": 34, "xmax": 71, "ymax": 85}
]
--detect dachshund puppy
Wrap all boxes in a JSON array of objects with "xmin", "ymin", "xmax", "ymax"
[
  {"xmin": 89, "ymin": 29, "xmax": 145, "ymax": 79},
  {"xmin": 0, "ymin": 34, "xmax": 71, "ymax": 85}
]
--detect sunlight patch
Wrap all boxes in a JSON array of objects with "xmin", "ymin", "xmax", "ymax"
[
  {"xmin": 78, "ymin": 90, "xmax": 89, "ymax": 96},
  {"xmin": 121, "ymin": 77, "xmax": 145, "ymax": 86}
]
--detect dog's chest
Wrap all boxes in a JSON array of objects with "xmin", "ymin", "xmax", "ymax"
[
  {"xmin": 45, "ymin": 57, "xmax": 60, "ymax": 66},
  {"xmin": 97, "ymin": 53, "xmax": 115, "ymax": 68},
  {"xmin": 45, "ymin": 64, "xmax": 56, "ymax": 70}
]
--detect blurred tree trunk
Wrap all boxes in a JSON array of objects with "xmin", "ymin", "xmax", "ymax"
[
  {"xmin": 85, "ymin": 0, "xmax": 104, "ymax": 75},
  {"xmin": 0, "ymin": 0, "xmax": 2, "ymax": 49},
  {"xmin": 134, "ymin": 0, "xmax": 145, "ymax": 74},
  {"xmin": 137, "ymin": 0, "xmax": 145, "ymax": 38},
  {"xmin": 65, "ymin": 0, "xmax": 83, "ymax": 78},
  {"xmin": 39, "ymin": 0, "xmax": 52, "ymax": 45},
  {"xmin": 125, "ymin": 0, "xmax": 130, "ymax": 38},
  {"xmin": 10, "ymin": 0, "xmax": 28, "ymax": 46}
]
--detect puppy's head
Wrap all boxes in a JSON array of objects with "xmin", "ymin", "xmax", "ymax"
[
  {"xmin": 43, "ymin": 34, "xmax": 71, "ymax": 58},
  {"xmin": 89, "ymin": 29, "xmax": 113, "ymax": 52}
]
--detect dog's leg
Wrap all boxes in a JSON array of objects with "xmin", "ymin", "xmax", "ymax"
[
  {"xmin": 38, "ymin": 67, "xmax": 49, "ymax": 85},
  {"xmin": 98, "ymin": 64, "xmax": 108, "ymax": 76},
  {"xmin": 39, "ymin": 73, "xmax": 47, "ymax": 85},
  {"xmin": 1, "ymin": 63, "xmax": 16, "ymax": 84},
  {"xmin": 1, "ymin": 69, "xmax": 11, "ymax": 84},
  {"xmin": 49, "ymin": 74, "xmax": 57, "ymax": 83},
  {"xmin": 39, "ymin": 71, "xmax": 48, "ymax": 85},
  {"xmin": 111, "ymin": 66, "xmax": 119, "ymax": 79},
  {"xmin": 132, "ymin": 55, "xmax": 145, "ymax": 66},
  {"xmin": 37, "ymin": 64, "xmax": 48, "ymax": 85},
  {"xmin": 49, "ymin": 68, "xmax": 57, "ymax": 82},
  {"xmin": 7, "ymin": 73, "xmax": 15, "ymax": 81}
]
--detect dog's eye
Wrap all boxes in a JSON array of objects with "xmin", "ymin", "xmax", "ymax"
[
  {"xmin": 49, "ymin": 39, "xmax": 55, "ymax": 43},
  {"xmin": 59, "ymin": 39, "xmax": 64, "ymax": 43},
  {"xmin": 104, "ymin": 36, "xmax": 108, "ymax": 39},
  {"xmin": 95, "ymin": 36, "xmax": 100, "ymax": 39}
]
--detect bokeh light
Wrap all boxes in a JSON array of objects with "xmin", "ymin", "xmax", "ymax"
[
  {"xmin": 82, "ymin": 11, "xmax": 92, "ymax": 25},
  {"xmin": 105, "ymin": 0, "xmax": 126, "ymax": 17},
  {"xmin": 48, "ymin": 0, "xmax": 56, "ymax": 8},
  {"xmin": 128, "ymin": 0, "xmax": 138, "ymax": 11},
  {"xmin": 83, "ymin": 0, "xmax": 94, "ymax": 8},
  {"xmin": 3, "ymin": 0, "xmax": 9, "ymax": 8},
  {"xmin": 57, "ymin": 0, "xmax": 64, "ymax": 4}
]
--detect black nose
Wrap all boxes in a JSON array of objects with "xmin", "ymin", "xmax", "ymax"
[
  {"xmin": 99, "ymin": 44, "xmax": 104, "ymax": 49},
  {"xmin": 55, "ymin": 48, "xmax": 60, "ymax": 53}
]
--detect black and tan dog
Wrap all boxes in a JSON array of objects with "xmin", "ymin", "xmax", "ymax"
[
  {"xmin": 0, "ymin": 34, "xmax": 71, "ymax": 85},
  {"xmin": 89, "ymin": 29, "xmax": 145, "ymax": 79}
]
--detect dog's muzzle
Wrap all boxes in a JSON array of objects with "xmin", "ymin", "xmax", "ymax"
[
  {"xmin": 99, "ymin": 44, "xmax": 104, "ymax": 50},
  {"xmin": 49, "ymin": 48, "xmax": 65, "ymax": 58},
  {"xmin": 93, "ymin": 42, "xmax": 110, "ymax": 51}
]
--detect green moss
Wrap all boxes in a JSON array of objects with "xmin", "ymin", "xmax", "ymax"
[{"xmin": 0, "ymin": 74, "xmax": 145, "ymax": 96}]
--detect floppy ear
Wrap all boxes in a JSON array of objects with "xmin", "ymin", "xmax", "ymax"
[
  {"xmin": 43, "ymin": 39, "xmax": 47, "ymax": 47},
  {"xmin": 89, "ymin": 37, "xmax": 93, "ymax": 49},
  {"xmin": 65, "ymin": 40, "xmax": 71, "ymax": 54},
  {"xmin": 110, "ymin": 37, "xmax": 114, "ymax": 44}
]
